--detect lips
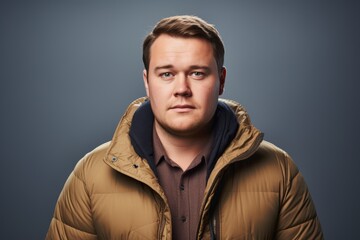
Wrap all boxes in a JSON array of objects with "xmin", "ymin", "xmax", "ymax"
[
  {"xmin": 169, "ymin": 104, "xmax": 195, "ymax": 112},
  {"xmin": 170, "ymin": 104, "xmax": 195, "ymax": 109}
]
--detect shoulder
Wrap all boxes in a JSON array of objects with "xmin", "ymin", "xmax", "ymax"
[
  {"xmin": 72, "ymin": 141, "xmax": 112, "ymax": 184},
  {"xmin": 255, "ymin": 140, "xmax": 299, "ymax": 181},
  {"xmin": 71, "ymin": 141, "xmax": 141, "ymax": 195},
  {"xmin": 226, "ymin": 140, "xmax": 300, "ymax": 193},
  {"xmin": 255, "ymin": 140, "xmax": 288, "ymax": 160}
]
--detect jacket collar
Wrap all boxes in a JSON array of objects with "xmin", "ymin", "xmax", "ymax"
[
  {"xmin": 128, "ymin": 98, "xmax": 240, "ymax": 179},
  {"xmin": 104, "ymin": 97, "xmax": 263, "ymax": 183}
]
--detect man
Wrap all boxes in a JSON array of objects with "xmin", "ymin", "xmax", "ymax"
[{"xmin": 46, "ymin": 15, "xmax": 323, "ymax": 239}]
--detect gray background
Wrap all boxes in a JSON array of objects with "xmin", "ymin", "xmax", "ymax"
[{"xmin": 1, "ymin": 0, "xmax": 359, "ymax": 239}]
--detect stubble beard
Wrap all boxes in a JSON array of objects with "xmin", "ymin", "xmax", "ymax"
[{"xmin": 154, "ymin": 114, "xmax": 215, "ymax": 140}]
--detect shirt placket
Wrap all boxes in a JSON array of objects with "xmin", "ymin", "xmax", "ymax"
[{"xmin": 178, "ymin": 172, "xmax": 190, "ymax": 239}]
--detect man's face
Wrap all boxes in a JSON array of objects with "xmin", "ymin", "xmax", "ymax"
[{"xmin": 143, "ymin": 34, "xmax": 226, "ymax": 137}]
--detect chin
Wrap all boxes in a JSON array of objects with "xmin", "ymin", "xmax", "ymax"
[{"xmin": 168, "ymin": 124, "xmax": 208, "ymax": 137}]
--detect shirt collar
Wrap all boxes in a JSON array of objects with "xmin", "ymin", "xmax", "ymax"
[
  {"xmin": 153, "ymin": 127, "xmax": 167, "ymax": 166},
  {"xmin": 152, "ymin": 126, "xmax": 214, "ymax": 167}
]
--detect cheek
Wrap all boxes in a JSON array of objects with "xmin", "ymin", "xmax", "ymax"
[
  {"xmin": 199, "ymin": 84, "xmax": 220, "ymax": 110},
  {"xmin": 200, "ymin": 84, "xmax": 219, "ymax": 99},
  {"xmin": 147, "ymin": 82, "xmax": 159, "ymax": 97},
  {"xmin": 149, "ymin": 83, "xmax": 173, "ymax": 99},
  {"xmin": 148, "ymin": 85, "xmax": 167, "ymax": 107}
]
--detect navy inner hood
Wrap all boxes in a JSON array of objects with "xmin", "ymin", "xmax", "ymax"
[{"xmin": 129, "ymin": 100, "xmax": 239, "ymax": 179}]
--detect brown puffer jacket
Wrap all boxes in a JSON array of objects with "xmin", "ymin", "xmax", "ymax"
[{"xmin": 46, "ymin": 97, "xmax": 323, "ymax": 239}]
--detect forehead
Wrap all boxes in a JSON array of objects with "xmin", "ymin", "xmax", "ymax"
[{"xmin": 149, "ymin": 34, "xmax": 215, "ymax": 66}]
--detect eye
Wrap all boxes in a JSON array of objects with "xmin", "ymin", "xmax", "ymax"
[
  {"xmin": 190, "ymin": 71, "xmax": 206, "ymax": 79},
  {"xmin": 160, "ymin": 72, "xmax": 174, "ymax": 80}
]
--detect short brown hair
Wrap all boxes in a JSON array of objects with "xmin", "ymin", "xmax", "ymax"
[{"xmin": 142, "ymin": 15, "xmax": 225, "ymax": 73}]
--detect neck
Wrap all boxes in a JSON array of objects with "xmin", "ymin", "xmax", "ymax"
[{"xmin": 154, "ymin": 122, "xmax": 212, "ymax": 170}]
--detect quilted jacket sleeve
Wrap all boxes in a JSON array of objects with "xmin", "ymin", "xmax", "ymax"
[
  {"xmin": 46, "ymin": 158, "xmax": 98, "ymax": 240},
  {"xmin": 275, "ymin": 154, "xmax": 324, "ymax": 239}
]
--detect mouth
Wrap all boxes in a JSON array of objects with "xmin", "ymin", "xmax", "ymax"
[{"xmin": 169, "ymin": 104, "xmax": 196, "ymax": 112}]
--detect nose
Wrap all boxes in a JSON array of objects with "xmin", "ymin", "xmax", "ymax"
[{"xmin": 174, "ymin": 74, "xmax": 192, "ymax": 97}]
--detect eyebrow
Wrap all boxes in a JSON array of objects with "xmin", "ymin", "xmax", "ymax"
[
  {"xmin": 189, "ymin": 65, "xmax": 211, "ymax": 72},
  {"xmin": 154, "ymin": 65, "xmax": 174, "ymax": 72},
  {"xmin": 154, "ymin": 65, "xmax": 211, "ymax": 72}
]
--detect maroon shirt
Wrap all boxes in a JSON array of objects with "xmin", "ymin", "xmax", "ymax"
[{"xmin": 153, "ymin": 128, "xmax": 213, "ymax": 240}]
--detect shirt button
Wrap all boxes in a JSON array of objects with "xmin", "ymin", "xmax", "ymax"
[
  {"xmin": 181, "ymin": 216, "xmax": 187, "ymax": 222},
  {"xmin": 180, "ymin": 184, "xmax": 184, "ymax": 191}
]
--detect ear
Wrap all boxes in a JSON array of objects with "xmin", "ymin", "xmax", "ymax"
[
  {"xmin": 219, "ymin": 67, "xmax": 226, "ymax": 95},
  {"xmin": 143, "ymin": 69, "xmax": 150, "ymax": 97}
]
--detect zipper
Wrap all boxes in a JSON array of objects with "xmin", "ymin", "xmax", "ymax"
[
  {"xmin": 196, "ymin": 132, "xmax": 263, "ymax": 239},
  {"xmin": 210, "ymin": 215, "xmax": 217, "ymax": 240},
  {"xmin": 158, "ymin": 208, "xmax": 166, "ymax": 240}
]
